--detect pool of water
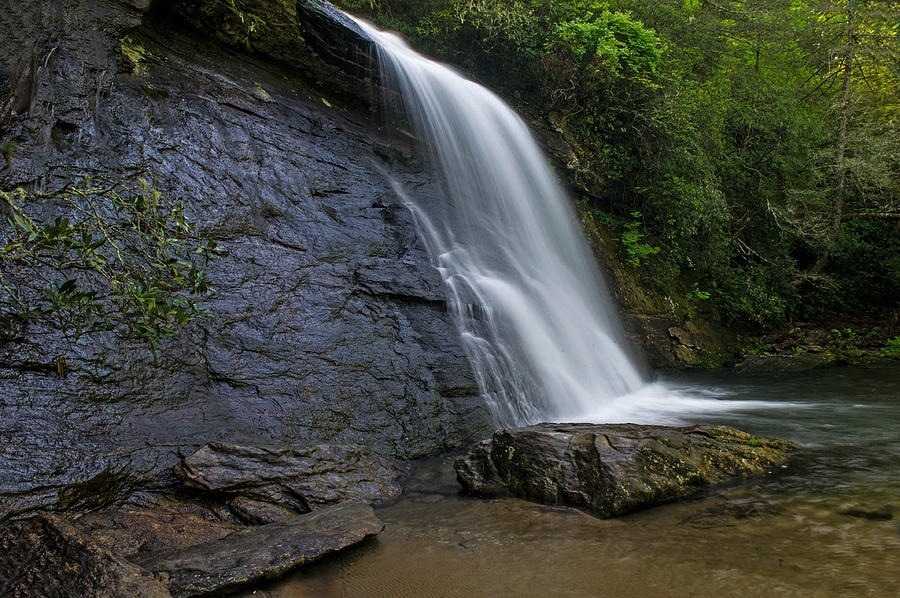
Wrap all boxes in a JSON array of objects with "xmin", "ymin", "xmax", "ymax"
[{"xmin": 253, "ymin": 364, "xmax": 900, "ymax": 598}]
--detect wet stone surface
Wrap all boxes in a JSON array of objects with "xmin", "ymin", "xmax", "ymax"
[
  {"xmin": 174, "ymin": 442, "xmax": 405, "ymax": 514},
  {"xmin": 0, "ymin": 0, "xmax": 490, "ymax": 519},
  {"xmin": 456, "ymin": 423, "xmax": 794, "ymax": 517},
  {"xmin": 0, "ymin": 514, "xmax": 171, "ymax": 598},
  {"xmin": 76, "ymin": 495, "xmax": 244, "ymax": 559},
  {"xmin": 133, "ymin": 502, "xmax": 384, "ymax": 598}
]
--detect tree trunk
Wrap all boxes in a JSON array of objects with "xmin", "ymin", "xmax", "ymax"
[{"xmin": 810, "ymin": 2, "xmax": 856, "ymax": 276}]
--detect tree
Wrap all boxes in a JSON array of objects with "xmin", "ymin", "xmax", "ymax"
[{"xmin": 797, "ymin": 0, "xmax": 899, "ymax": 276}]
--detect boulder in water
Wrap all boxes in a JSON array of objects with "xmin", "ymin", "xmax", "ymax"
[{"xmin": 455, "ymin": 423, "xmax": 794, "ymax": 517}]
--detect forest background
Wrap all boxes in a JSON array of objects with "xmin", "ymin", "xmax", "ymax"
[{"xmin": 336, "ymin": 0, "xmax": 899, "ymax": 335}]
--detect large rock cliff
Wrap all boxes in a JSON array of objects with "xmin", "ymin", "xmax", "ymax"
[{"xmin": 0, "ymin": 0, "xmax": 492, "ymax": 519}]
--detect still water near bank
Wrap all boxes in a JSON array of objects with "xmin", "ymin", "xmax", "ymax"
[{"xmin": 258, "ymin": 365, "xmax": 899, "ymax": 598}]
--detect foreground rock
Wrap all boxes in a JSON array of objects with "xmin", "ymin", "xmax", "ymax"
[
  {"xmin": 77, "ymin": 496, "xmax": 244, "ymax": 558},
  {"xmin": 174, "ymin": 443, "xmax": 403, "ymax": 518},
  {"xmin": 0, "ymin": 514, "xmax": 171, "ymax": 598},
  {"xmin": 133, "ymin": 502, "xmax": 383, "ymax": 598},
  {"xmin": 456, "ymin": 423, "xmax": 794, "ymax": 518}
]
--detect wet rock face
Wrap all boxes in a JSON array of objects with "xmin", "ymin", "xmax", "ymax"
[
  {"xmin": 174, "ymin": 442, "xmax": 404, "ymax": 514},
  {"xmin": 162, "ymin": 0, "xmax": 376, "ymax": 108},
  {"xmin": 76, "ymin": 497, "xmax": 244, "ymax": 558},
  {"xmin": 0, "ymin": 0, "xmax": 490, "ymax": 519},
  {"xmin": 0, "ymin": 503, "xmax": 383, "ymax": 598},
  {"xmin": 132, "ymin": 502, "xmax": 384, "ymax": 598},
  {"xmin": 0, "ymin": 514, "xmax": 171, "ymax": 598},
  {"xmin": 455, "ymin": 423, "xmax": 794, "ymax": 518}
]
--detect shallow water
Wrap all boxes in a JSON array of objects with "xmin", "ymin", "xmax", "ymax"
[{"xmin": 260, "ymin": 365, "xmax": 900, "ymax": 598}]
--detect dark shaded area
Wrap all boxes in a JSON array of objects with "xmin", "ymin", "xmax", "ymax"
[{"xmin": 0, "ymin": 0, "xmax": 492, "ymax": 520}]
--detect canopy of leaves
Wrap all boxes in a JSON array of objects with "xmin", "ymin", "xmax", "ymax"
[{"xmin": 338, "ymin": 0, "xmax": 900, "ymax": 328}]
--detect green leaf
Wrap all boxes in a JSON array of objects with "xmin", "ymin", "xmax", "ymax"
[{"xmin": 12, "ymin": 213, "xmax": 32, "ymax": 233}]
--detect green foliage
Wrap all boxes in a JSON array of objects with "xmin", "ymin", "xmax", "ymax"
[
  {"xmin": 882, "ymin": 336, "xmax": 900, "ymax": 358},
  {"xmin": 0, "ymin": 176, "xmax": 215, "ymax": 349},
  {"xmin": 221, "ymin": 0, "xmax": 266, "ymax": 33},
  {"xmin": 688, "ymin": 283, "xmax": 710, "ymax": 301},
  {"xmin": 1, "ymin": 139, "xmax": 16, "ymax": 169},
  {"xmin": 619, "ymin": 211, "xmax": 659, "ymax": 267},
  {"xmin": 710, "ymin": 260, "xmax": 797, "ymax": 326},
  {"xmin": 184, "ymin": 0, "xmax": 291, "ymax": 50},
  {"xmin": 820, "ymin": 327, "xmax": 884, "ymax": 363},
  {"xmin": 551, "ymin": 10, "xmax": 661, "ymax": 80},
  {"xmin": 828, "ymin": 219, "xmax": 900, "ymax": 309},
  {"xmin": 339, "ymin": 0, "xmax": 900, "ymax": 327},
  {"xmin": 742, "ymin": 336, "xmax": 774, "ymax": 356}
]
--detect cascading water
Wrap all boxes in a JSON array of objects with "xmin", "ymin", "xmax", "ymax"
[{"xmin": 352, "ymin": 17, "xmax": 647, "ymax": 427}]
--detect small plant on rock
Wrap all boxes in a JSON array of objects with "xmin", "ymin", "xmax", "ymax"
[
  {"xmin": 743, "ymin": 336, "xmax": 774, "ymax": 356},
  {"xmin": 881, "ymin": 336, "xmax": 900, "ymax": 358},
  {"xmin": 1, "ymin": 173, "xmax": 216, "ymax": 351},
  {"xmin": 1, "ymin": 139, "xmax": 17, "ymax": 169}
]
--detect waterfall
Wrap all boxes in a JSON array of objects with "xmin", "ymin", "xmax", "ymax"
[{"xmin": 353, "ymin": 18, "xmax": 647, "ymax": 427}]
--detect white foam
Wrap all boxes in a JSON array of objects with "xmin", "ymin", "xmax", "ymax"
[
  {"xmin": 353, "ymin": 17, "xmax": 646, "ymax": 427},
  {"xmin": 576, "ymin": 383, "xmax": 808, "ymax": 425}
]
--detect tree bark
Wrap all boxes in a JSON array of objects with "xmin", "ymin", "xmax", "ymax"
[{"xmin": 810, "ymin": 2, "xmax": 856, "ymax": 276}]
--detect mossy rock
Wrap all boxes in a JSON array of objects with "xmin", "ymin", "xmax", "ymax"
[{"xmin": 456, "ymin": 423, "xmax": 794, "ymax": 518}]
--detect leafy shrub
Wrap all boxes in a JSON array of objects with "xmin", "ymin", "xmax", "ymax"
[
  {"xmin": 882, "ymin": 336, "xmax": 900, "ymax": 358},
  {"xmin": 619, "ymin": 211, "xmax": 659, "ymax": 267},
  {"xmin": 1, "ymin": 175, "xmax": 215, "ymax": 349}
]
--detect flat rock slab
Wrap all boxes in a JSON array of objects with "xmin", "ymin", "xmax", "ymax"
[
  {"xmin": 0, "ymin": 514, "xmax": 171, "ymax": 598},
  {"xmin": 456, "ymin": 423, "xmax": 794, "ymax": 518},
  {"xmin": 77, "ymin": 496, "xmax": 244, "ymax": 557},
  {"xmin": 174, "ymin": 443, "xmax": 403, "ymax": 515},
  {"xmin": 133, "ymin": 502, "xmax": 383, "ymax": 598}
]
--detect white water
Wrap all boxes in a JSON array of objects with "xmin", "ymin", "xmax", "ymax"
[
  {"xmin": 353, "ymin": 18, "xmax": 645, "ymax": 426},
  {"xmin": 352, "ymin": 19, "xmax": 697, "ymax": 426}
]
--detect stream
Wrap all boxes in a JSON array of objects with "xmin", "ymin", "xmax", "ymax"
[{"xmin": 256, "ymin": 364, "xmax": 899, "ymax": 597}]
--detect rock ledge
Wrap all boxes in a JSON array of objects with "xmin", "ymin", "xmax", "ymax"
[
  {"xmin": 134, "ymin": 502, "xmax": 383, "ymax": 598},
  {"xmin": 174, "ymin": 442, "xmax": 403, "ymax": 518}
]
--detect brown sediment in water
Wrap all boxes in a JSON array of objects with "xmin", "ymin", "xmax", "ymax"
[
  {"xmin": 249, "ymin": 457, "xmax": 899, "ymax": 598},
  {"xmin": 240, "ymin": 366, "xmax": 900, "ymax": 598}
]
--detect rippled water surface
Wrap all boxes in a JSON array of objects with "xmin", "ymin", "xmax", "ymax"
[{"xmin": 259, "ymin": 365, "xmax": 900, "ymax": 598}]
